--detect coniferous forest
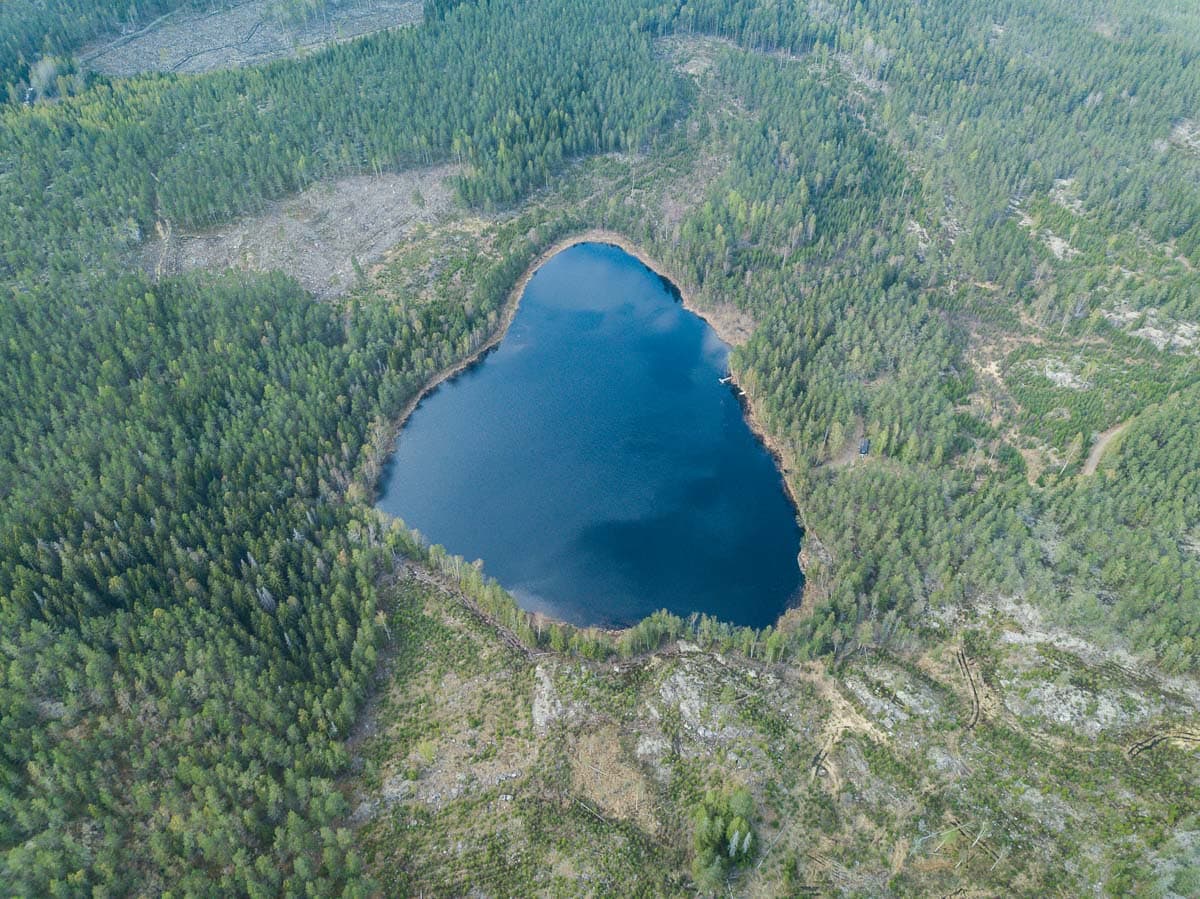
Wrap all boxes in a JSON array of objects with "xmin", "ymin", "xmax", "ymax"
[{"xmin": 2, "ymin": 0, "xmax": 1200, "ymax": 895}]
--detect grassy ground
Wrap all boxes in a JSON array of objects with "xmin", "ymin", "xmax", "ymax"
[{"xmin": 342, "ymin": 568, "xmax": 1200, "ymax": 896}]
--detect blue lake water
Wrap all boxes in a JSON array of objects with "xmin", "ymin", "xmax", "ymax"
[{"xmin": 377, "ymin": 242, "xmax": 802, "ymax": 628}]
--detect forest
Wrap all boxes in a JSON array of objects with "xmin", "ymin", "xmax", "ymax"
[{"xmin": 2, "ymin": 0, "xmax": 1199, "ymax": 894}]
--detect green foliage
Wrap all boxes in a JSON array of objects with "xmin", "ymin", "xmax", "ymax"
[
  {"xmin": 0, "ymin": 0, "xmax": 206, "ymax": 93},
  {"xmin": 1001, "ymin": 332, "xmax": 1193, "ymax": 452},
  {"xmin": 4, "ymin": 0, "xmax": 1200, "ymax": 892},
  {"xmin": 1, "ymin": 0, "xmax": 681, "ymax": 281},
  {"xmin": 690, "ymin": 786, "xmax": 756, "ymax": 892},
  {"xmin": 1044, "ymin": 387, "xmax": 1200, "ymax": 671},
  {"xmin": 0, "ymin": 0, "xmax": 684, "ymax": 887},
  {"xmin": 0, "ymin": 271, "xmax": 397, "ymax": 894}
]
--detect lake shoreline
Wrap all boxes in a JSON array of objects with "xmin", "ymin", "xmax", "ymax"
[
  {"xmin": 554, "ymin": 232, "xmax": 804, "ymax": 536},
  {"xmin": 380, "ymin": 229, "xmax": 807, "ymax": 616}
]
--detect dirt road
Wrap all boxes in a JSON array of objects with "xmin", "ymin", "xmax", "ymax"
[{"xmin": 1082, "ymin": 421, "xmax": 1128, "ymax": 475}]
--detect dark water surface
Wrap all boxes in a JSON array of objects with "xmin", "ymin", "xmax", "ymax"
[{"xmin": 378, "ymin": 242, "xmax": 802, "ymax": 628}]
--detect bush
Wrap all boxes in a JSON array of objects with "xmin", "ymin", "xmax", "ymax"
[{"xmin": 690, "ymin": 786, "xmax": 756, "ymax": 893}]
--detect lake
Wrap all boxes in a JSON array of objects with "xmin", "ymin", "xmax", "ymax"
[{"xmin": 377, "ymin": 242, "xmax": 802, "ymax": 628}]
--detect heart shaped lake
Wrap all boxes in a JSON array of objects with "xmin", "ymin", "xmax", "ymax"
[{"xmin": 378, "ymin": 241, "xmax": 802, "ymax": 628}]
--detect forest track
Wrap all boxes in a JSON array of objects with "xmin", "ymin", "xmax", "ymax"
[
  {"xmin": 1126, "ymin": 729, "xmax": 1200, "ymax": 758},
  {"xmin": 153, "ymin": 219, "xmax": 172, "ymax": 280},
  {"xmin": 403, "ymin": 562, "xmax": 536, "ymax": 661},
  {"xmin": 168, "ymin": 17, "xmax": 268, "ymax": 73},
  {"xmin": 1082, "ymin": 421, "xmax": 1128, "ymax": 475},
  {"xmin": 76, "ymin": 10, "xmax": 181, "ymax": 64},
  {"xmin": 798, "ymin": 664, "xmax": 886, "ymax": 796},
  {"xmin": 80, "ymin": 0, "xmax": 422, "ymax": 77},
  {"xmin": 956, "ymin": 649, "xmax": 981, "ymax": 729},
  {"xmin": 809, "ymin": 745, "xmax": 839, "ymax": 791}
]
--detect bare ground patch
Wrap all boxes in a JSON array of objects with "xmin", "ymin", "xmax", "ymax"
[
  {"xmin": 570, "ymin": 724, "xmax": 660, "ymax": 834},
  {"xmin": 1170, "ymin": 119, "xmax": 1200, "ymax": 156},
  {"xmin": 824, "ymin": 416, "xmax": 865, "ymax": 469},
  {"xmin": 1102, "ymin": 302, "xmax": 1200, "ymax": 352},
  {"xmin": 1016, "ymin": 208, "xmax": 1079, "ymax": 260},
  {"xmin": 1082, "ymin": 420, "xmax": 1128, "ymax": 475},
  {"xmin": 80, "ymin": 0, "xmax": 422, "ymax": 77},
  {"xmin": 142, "ymin": 164, "xmax": 461, "ymax": 298}
]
